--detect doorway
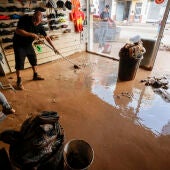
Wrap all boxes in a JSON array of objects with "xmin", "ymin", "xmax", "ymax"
[{"xmin": 87, "ymin": 0, "xmax": 169, "ymax": 70}]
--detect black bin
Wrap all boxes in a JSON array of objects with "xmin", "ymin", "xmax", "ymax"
[
  {"xmin": 118, "ymin": 55, "xmax": 142, "ymax": 81},
  {"xmin": 140, "ymin": 39, "xmax": 156, "ymax": 70}
]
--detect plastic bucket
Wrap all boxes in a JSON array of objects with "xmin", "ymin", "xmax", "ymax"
[{"xmin": 64, "ymin": 139, "xmax": 94, "ymax": 170}]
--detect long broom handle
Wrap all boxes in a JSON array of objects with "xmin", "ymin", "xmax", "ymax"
[{"xmin": 41, "ymin": 41, "xmax": 77, "ymax": 66}]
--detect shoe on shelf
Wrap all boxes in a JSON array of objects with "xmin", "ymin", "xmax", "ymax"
[
  {"xmin": 33, "ymin": 7, "xmax": 46, "ymax": 12},
  {"xmin": 2, "ymin": 38, "xmax": 13, "ymax": 43},
  {"xmin": 33, "ymin": 73, "xmax": 44, "ymax": 80},
  {"xmin": 2, "ymin": 107, "xmax": 15, "ymax": 115}
]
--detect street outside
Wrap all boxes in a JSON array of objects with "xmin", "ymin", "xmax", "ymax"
[
  {"xmin": 92, "ymin": 22, "xmax": 170, "ymax": 60},
  {"xmin": 118, "ymin": 23, "xmax": 170, "ymax": 46}
]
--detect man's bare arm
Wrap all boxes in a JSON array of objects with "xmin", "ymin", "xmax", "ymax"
[{"xmin": 15, "ymin": 28, "xmax": 39, "ymax": 39}]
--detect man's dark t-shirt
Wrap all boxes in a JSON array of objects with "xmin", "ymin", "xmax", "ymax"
[
  {"xmin": 100, "ymin": 11, "xmax": 110, "ymax": 21},
  {"xmin": 13, "ymin": 15, "xmax": 47, "ymax": 47}
]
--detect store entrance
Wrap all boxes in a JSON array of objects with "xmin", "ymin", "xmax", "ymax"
[{"xmin": 87, "ymin": 0, "xmax": 170, "ymax": 71}]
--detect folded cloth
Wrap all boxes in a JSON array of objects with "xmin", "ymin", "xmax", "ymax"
[{"xmin": 0, "ymin": 15, "xmax": 10, "ymax": 20}]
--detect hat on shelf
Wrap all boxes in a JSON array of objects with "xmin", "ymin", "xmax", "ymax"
[
  {"xmin": 46, "ymin": 0, "xmax": 57, "ymax": 8},
  {"xmin": 56, "ymin": 0, "xmax": 64, "ymax": 8},
  {"xmin": 65, "ymin": 0, "xmax": 72, "ymax": 10}
]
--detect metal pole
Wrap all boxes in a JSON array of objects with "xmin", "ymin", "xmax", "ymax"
[{"xmin": 150, "ymin": 0, "xmax": 170, "ymax": 69}]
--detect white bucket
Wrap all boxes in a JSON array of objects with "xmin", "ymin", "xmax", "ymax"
[{"xmin": 64, "ymin": 139, "xmax": 94, "ymax": 170}]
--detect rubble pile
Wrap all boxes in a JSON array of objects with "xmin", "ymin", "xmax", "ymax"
[
  {"xmin": 154, "ymin": 88, "xmax": 170, "ymax": 102},
  {"xmin": 141, "ymin": 76, "xmax": 170, "ymax": 102},
  {"xmin": 141, "ymin": 76, "xmax": 169, "ymax": 89}
]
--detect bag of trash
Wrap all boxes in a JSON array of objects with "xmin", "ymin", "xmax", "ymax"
[
  {"xmin": 0, "ymin": 111, "xmax": 64, "ymax": 170},
  {"xmin": 0, "ymin": 148, "xmax": 14, "ymax": 170},
  {"xmin": 119, "ymin": 40, "xmax": 146, "ymax": 59}
]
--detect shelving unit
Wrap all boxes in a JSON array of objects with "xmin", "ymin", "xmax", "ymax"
[{"xmin": 0, "ymin": 0, "xmax": 86, "ymax": 73}]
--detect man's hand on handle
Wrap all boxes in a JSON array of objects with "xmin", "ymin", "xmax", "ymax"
[
  {"xmin": 53, "ymin": 48, "xmax": 60, "ymax": 54},
  {"xmin": 31, "ymin": 33, "xmax": 40, "ymax": 40}
]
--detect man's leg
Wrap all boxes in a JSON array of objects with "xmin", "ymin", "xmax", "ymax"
[
  {"xmin": 13, "ymin": 45, "xmax": 25, "ymax": 90},
  {"xmin": 0, "ymin": 92, "xmax": 15, "ymax": 115},
  {"xmin": 32, "ymin": 65, "xmax": 44, "ymax": 80},
  {"xmin": 16, "ymin": 70, "xmax": 24, "ymax": 90},
  {"xmin": 102, "ymin": 24, "xmax": 108, "ymax": 47},
  {"xmin": 27, "ymin": 47, "xmax": 44, "ymax": 81},
  {"xmin": 98, "ymin": 27, "xmax": 105, "ymax": 48}
]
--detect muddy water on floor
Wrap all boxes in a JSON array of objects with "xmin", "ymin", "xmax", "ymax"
[
  {"xmin": 87, "ymin": 54, "xmax": 170, "ymax": 136},
  {"xmin": 2, "ymin": 52, "xmax": 170, "ymax": 170}
]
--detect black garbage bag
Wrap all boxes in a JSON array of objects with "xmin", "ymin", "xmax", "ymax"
[
  {"xmin": 37, "ymin": 144, "xmax": 64, "ymax": 170},
  {"xmin": 0, "ymin": 148, "xmax": 15, "ymax": 170},
  {"xmin": 0, "ymin": 111, "xmax": 64, "ymax": 170},
  {"xmin": 0, "ymin": 130, "xmax": 21, "ymax": 145}
]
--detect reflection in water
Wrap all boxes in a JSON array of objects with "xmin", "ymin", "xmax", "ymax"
[
  {"xmin": 162, "ymin": 120, "xmax": 170, "ymax": 135},
  {"xmin": 138, "ymin": 94, "xmax": 170, "ymax": 135},
  {"xmin": 92, "ymin": 83, "xmax": 116, "ymax": 107},
  {"xmin": 91, "ymin": 77, "xmax": 170, "ymax": 136}
]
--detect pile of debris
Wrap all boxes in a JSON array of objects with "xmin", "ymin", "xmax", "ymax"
[
  {"xmin": 141, "ymin": 76, "xmax": 170, "ymax": 102},
  {"xmin": 119, "ymin": 40, "xmax": 146, "ymax": 59},
  {"xmin": 141, "ymin": 76, "xmax": 169, "ymax": 89},
  {"xmin": 116, "ymin": 92, "xmax": 133, "ymax": 99}
]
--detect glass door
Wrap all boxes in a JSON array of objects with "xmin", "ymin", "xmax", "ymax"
[{"xmin": 87, "ymin": 0, "xmax": 169, "ymax": 65}]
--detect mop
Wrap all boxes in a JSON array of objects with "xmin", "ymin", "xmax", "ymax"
[{"xmin": 39, "ymin": 40, "xmax": 80, "ymax": 69}]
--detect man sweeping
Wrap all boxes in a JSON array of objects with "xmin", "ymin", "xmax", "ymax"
[{"xmin": 13, "ymin": 10, "xmax": 59, "ymax": 90}]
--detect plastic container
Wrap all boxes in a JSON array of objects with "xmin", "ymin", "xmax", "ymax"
[
  {"xmin": 64, "ymin": 139, "xmax": 94, "ymax": 170},
  {"xmin": 140, "ymin": 39, "xmax": 156, "ymax": 70},
  {"xmin": 118, "ymin": 55, "xmax": 143, "ymax": 81}
]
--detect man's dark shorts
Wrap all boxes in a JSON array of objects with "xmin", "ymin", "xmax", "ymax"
[{"xmin": 13, "ymin": 45, "xmax": 37, "ymax": 70}]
